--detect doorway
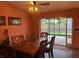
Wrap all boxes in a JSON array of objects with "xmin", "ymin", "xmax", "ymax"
[{"xmin": 41, "ymin": 17, "xmax": 72, "ymax": 47}]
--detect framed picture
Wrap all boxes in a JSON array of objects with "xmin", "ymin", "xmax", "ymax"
[
  {"xmin": 8, "ymin": 17, "xmax": 21, "ymax": 25},
  {"xmin": 0, "ymin": 16, "xmax": 6, "ymax": 25}
]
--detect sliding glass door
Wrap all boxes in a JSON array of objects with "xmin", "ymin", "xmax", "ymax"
[{"xmin": 41, "ymin": 17, "xmax": 72, "ymax": 46}]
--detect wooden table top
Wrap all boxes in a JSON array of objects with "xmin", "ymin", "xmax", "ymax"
[{"xmin": 10, "ymin": 40, "xmax": 40, "ymax": 57}]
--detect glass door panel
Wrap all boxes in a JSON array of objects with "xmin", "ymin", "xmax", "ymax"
[
  {"xmin": 67, "ymin": 17, "xmax": 72, "ymax": 47},
  {"xmin": 60, "ymin": 17, "xmax": 66, "ymax": 35},
  {"xmin": 41, "ymin": 19, "xmax": 49, "ymax": 33},
  {"xmin": 67, "ymin": 17, "xmax": 72, "ymax": 35},
  {"xmin": 55, "ymin": 18, "xmax": 60, "ymax": 35},
  {"xmin": 49, "ymin": 19, "xmax": 55, "ymax": 35}
]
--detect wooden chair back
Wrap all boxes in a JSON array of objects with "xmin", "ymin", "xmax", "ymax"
[
  {"xmin": 40, "ymin": 40, "xmax": 47, "ymax": 49},
  {"xmin": 11, "ymin": 35, "xmax": 25, "ymax": 45},
  {"xmin": 40, "ymin": 32, "xmax": 48, "ymax": 42},
  {"xmin": 41, "ymin": 32, "xmax": 48, "ymax": 37},
  {"xmin": 49, "ymin": 36, "xmax": 55, "ymax": 51},
  {"xmin": 36, "ymin": 39, "xmax": 47, "ymax": 57}
]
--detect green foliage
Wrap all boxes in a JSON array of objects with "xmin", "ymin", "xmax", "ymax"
[{"xmin": 41, "ymin": 19, "xmax": 49, "ymax": 25}]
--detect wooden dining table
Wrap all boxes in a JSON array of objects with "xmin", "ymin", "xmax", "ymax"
[{"xmin": 9, "ymin": 40, "xmax": 40, "ymax": 57}]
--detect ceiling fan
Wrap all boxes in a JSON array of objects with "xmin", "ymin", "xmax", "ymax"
[
  {"xmin": 29, "ymin": 1, "xmax": 50, "ymax": 6},
  {"xmin": 27, "ymin": 1, "xmax": 50, "ymax": 13}
]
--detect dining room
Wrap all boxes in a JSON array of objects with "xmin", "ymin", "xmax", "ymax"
[{"xmin": 0, "ymin": 1, "xmax": 79, "ymax": 58}]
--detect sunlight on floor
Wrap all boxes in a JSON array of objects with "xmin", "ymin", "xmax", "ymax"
[{"xmin": 48, "ymin": 35, "xmax": 72, "ymax": 46}]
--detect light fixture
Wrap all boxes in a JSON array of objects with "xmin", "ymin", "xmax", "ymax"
[
  {"xmin": 28, "ymin": 6, "xmax": 38, "ymax": 12},
  {"xmin": 29, "ymin": 1, "xmax": 34, "ymax": 5},
  {"xmin": 27, "ymin": 1, "xmax": 39, "ymax": 13}
]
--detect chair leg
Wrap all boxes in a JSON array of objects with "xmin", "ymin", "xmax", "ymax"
[
  {"xmin": 43, "ymin": 53, "xmax": 44, "ymax": 58},
  {"xmin": 49, "ymin": 52, "xmax": 51, "ymax": 58},
  {"xmin": 51, "ymin": 50, "xmax": 54, "ymax": 57}
]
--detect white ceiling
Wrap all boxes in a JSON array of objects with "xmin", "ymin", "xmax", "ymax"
[{"xmin": 9, "ymin": 1, "xmax": 79, "ymax": 12}]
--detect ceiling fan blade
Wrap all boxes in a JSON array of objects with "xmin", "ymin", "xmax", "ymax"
[
  {"xmin": 33, "ymin": 1, "xmax": 36, "ymax": 5},
  {"xmin": 38, "ymin": 2, "xmax": 50, "ymax": 6}
]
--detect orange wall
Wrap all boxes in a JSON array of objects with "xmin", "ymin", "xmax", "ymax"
[
  {"xmin": 32, "ymin": 8, "xmax": 79, "ymax": 48},
  {"xmin": 1, "ymin": 1, "xmax": 79, "ymax": 48},
  {"xmin": 0, "ymin": 2, "xmax": 30, "ymax": 41},
  {"xmin": 28, "ymin": 14, "xmax": 40, "ymax": 40}
]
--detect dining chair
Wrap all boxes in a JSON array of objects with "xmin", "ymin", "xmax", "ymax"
[
  {"xmin": 40, "ymin": 32, "xmax": 48, "ymax": 38},
  {"xmin": 11, "ymin": 35, "xmax": 18, "ymax": 45},
  {"xmin": 40, "ymin": 32, "xmax": 48, "ymax": 42},
  {"xmin": 19, "ymin": 35, "xmax": 25, "ymax": 42},
  {"xmin": 0, "ymin": 44, "xmax": 16, "ymax": 58},
  {"xmin": 0, "ymin": 47, "xmax": 8, "ymax": 58},
  {"xmin": 44, "ymin": 36, "xmax": 55, "ymax": 58},
  {"xmin": 35, "ymin": 39, "xmax": 47, "ymax": 58},
  {"xmin": 11, "ymin": 35, "xmax": 25, "ymax": 45}
]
